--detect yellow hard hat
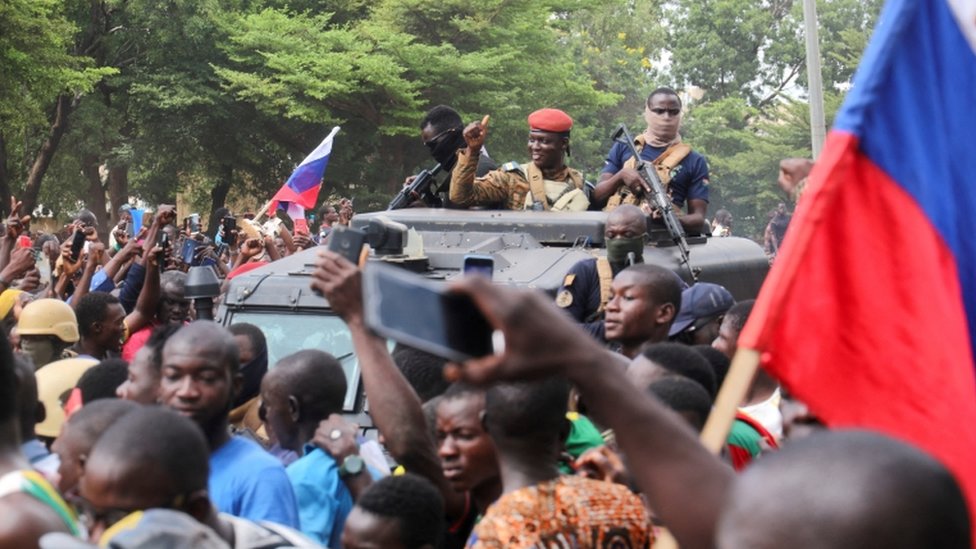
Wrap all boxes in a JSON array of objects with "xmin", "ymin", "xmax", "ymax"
[
  {"xmin": 35, "ymin": 357, "xmax": 98, "ymax": 438},
  {"xmin": 17, "ymin": 299, "xmax": 79, "ymax": 343}
]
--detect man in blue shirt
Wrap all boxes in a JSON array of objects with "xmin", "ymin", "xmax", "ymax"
[
  {"xmin": 159, "ymin": 322, "xmax": 300, "ymax": 528},
  {"xmin": 259, "ymin": 349, "xmax": 363, "ymax": 547},
  {"xmin": 593, "ymin": 87, "xmax": 710, "ymax": 233}
]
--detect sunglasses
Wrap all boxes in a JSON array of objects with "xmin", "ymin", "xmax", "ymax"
[
  {"xmin": 423, "ymin": 128, "xmax": 457, "ymax": 150},
  {"xmin": 649, "ymin": 108, "xmax": 681, "ymax": 117}
]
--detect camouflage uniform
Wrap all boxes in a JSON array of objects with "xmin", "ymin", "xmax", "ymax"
[{"xmin": 450, "ymin": 149, "xmax": 584, "ymax": 210}]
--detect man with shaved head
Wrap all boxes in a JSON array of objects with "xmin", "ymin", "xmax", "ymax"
[
  {"xmin": 717, "ymin": 431, "xmax": 970, "ymax": 549},
  {"xmin": 260, "ymin": 349, "xmax": 356, "ymax": 547},
  {"xmin": 160, "ymin": 321, "xmax": 299, "ymax": 528}
]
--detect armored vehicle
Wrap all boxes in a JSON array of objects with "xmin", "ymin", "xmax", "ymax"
[{"xmin": 217, "ymin": 208, "xmax": 768, "ymax": 424}]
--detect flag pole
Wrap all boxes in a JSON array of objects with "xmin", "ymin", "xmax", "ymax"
[
  {"xmin": 700, "ymin": 348, "xmax": 762, "ymax": 454},
  {"xmin": 652, "ymin": 348, "xmax": 760, "ymax": 549}
]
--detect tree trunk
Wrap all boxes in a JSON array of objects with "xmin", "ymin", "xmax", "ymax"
[
  {"xmin": 82, "ymin": 154, "xmax": 109, "ymax": 243},
  {"xmin": 0, "ymin": 132, "xmax": 11, "ymax": 217},
  {"xmin": 107, "ymin": 163, "xmax": 129, "ymax": 228},
  {"xmin": 22, "ymin": 94, "xmax": 78, "ymax": 216},
  {"xmin": 208, "ymin": 164, "xmax": 233, "ymax": 235}
]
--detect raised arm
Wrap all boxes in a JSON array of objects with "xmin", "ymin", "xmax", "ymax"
[
  {"xmin": 446, "ymin": 278, "xmax": 733, "ymax": 549},
  {"xmin": 309, "ymin": 252, "xmax": 468, "ymax": 518}
]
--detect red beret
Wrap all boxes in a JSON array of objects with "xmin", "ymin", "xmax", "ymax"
[{"xmin": 527, "ymin": 108, "xmax": 573, "ymax": 134}]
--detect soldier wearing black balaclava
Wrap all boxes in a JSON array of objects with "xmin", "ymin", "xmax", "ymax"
[{"xmin": 403, "ymin": 105, "xmax": 497, "ymax": 208}]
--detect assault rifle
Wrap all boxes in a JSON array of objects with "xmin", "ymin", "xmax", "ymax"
[
  {"xmin": 388, "ymin": 163, "xmax": 443, "ymax": 210},
  {"xmin": 611, "ymin": 124, "xmax": 698, "ymax": 281}
]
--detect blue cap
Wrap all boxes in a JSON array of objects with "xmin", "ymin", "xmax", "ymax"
[{"xmin": 668, "ymin": 282, "xmax": 735, "ymax": 337}]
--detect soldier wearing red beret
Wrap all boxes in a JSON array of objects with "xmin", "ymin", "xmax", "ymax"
[{"xmin": 449, "ymin": 109, "xmax": 592, "ymax": 211}]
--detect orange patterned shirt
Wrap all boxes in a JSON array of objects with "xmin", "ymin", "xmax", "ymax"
[{"xmin": 467, "ymin": 475, "xmax": 653, "ymax": 548}]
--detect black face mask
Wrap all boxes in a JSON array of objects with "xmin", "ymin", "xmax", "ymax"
[
  {"xmin": 428, "ymin": 129, "xmax": 467, "ymax": 169},
  {"xmin": 606, "ymin": 236, "xmax": 646, "ymax": 265}
]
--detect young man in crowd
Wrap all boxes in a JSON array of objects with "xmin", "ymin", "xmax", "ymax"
[
  {"xmin": 72, "ymin": 292, "xmax": 126, "ymax": 360},
  {"xmin": 50, "ymin": 399, "xmax": 139, "ymax": 497},
  {"xmin": 668, "ymin": 282, "xmax": 735, "ymax": 346},
  {"xmin": 468, "ymin": 378, "xmax": 652, "ymax": 547},
  {"xmin": 259, "ymin": 349, "xmax": 356, "ymax": 547},
  {"xmin": 159, "ymin": 321, "xmax": 300, "ymax": 528},
  {"xmin": 604, "ymin": 264, "xmax": 684, "ymax": 358},
  {"xmin": 116, "ymin": 324, "xmax": 180, "ymax": 404},
  {"xmin": 341, "ymin": 473, "xmax": 446, "ymax": 549}
]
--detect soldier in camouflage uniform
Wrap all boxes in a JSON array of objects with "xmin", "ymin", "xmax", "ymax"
[{"xmin": 450, "ymin": 109, "xmax": 591, "ymax": 212}]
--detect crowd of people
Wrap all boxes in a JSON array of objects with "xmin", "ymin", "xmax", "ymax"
[{"xmin": 0, "ymin": 91, "xmax": 969, "ymax": 549}]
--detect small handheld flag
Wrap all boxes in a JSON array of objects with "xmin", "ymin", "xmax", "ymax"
[{"xmin": 268, "ymin": 126, "xmax": 341, "ymax": 220}]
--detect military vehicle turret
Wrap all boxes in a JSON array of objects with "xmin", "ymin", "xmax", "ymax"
[{"xmin": 217, "ymin": 208, "xmax": 768, "ymax": 424}]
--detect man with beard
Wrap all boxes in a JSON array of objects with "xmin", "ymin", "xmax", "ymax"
[
  {"xmin": 556, "ymin": 204, "xmax": 647, "ymax": 340},
  {"xmin": 159, "ymin": 321, "xmax": 300, "ymax": 527},
  {"xmin": 403, "ymin": 106, "xmax": 497, "ymax": 208},
  {"xmin": 593, "ymin": 87, "xmax": 710, "ymax": 232}
]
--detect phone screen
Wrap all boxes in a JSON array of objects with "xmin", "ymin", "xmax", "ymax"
[
  {"xmin": 463, "ymin": 254, "xmax": 494, "ymax": 279},
  {"xmin": 364, "ymin": 263, "xmax": 494, "ymax": 362}
]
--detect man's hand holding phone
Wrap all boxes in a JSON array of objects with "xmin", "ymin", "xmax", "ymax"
[{"xmin": 310, "ymin": 250, "xmax": 365, "ymax": 324}]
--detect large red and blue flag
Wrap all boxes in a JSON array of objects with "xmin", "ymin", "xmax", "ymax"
[
  {"xmin": 268, "ymin": 126, "xmax": 341, "ymax": 219},
  {"xmin": 739, "ymin": 0, "xmax": 976, "ymax": 534}
]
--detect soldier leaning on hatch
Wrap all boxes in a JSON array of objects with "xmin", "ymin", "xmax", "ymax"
[{"xmin": 449, "ymin": 108, "xmax": 593, "ymax": 212}]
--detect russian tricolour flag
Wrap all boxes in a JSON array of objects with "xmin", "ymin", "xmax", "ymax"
[
  {"xmin": 739, "ymin": 0, "xmax": 976, "ymax": 538},
  {"xmin": 269, "ymin": 126, "xmax": 341, "ymax": 219}
]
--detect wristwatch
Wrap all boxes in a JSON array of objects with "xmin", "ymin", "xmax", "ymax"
[{"xmin": 339, "ymin": 455, "xmax": 365, "ymax": 478}]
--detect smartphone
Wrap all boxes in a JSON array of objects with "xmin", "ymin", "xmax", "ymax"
[
  {"xmin": 17, "ymin": 235, "xmax": 31, "ymax": 249},
  {"xmin": 34, "ymin": 251, "xmax": 51, "ymax": 286},
  {"xmin": 293, "ymin": 218, "xmax": 309, "ymax": 236},
  {"xmin": 327, "ymin": 226, "xmax": 366, "ymax": 265},
  {"xmin": 187, "ymin": 213, "xmax": 201, "ymax": 234},
  {"xmin": 180, "ymin": 238, "xmax": 199, "ymax": 265},
  {"xmin": 69, "ymin": 231, "xmax": 86, "ymax": 262},
  {"xmin": 221, "ymin": 215, "xmax": 238, "ymax": 247},
  {"xmin": 158, "ymin": 232, "xmax": 171, "ymax": 269},
  {"xmin": 463, "ymin": 254, "xmax": 494, "ymax": 279},
  {"xmin": 124, "ymin": 220, "xmax": 134, "ymax": 238},
  {"xmin": 363, "ymin": 262, "xmax": 495, "ymax": 363}
]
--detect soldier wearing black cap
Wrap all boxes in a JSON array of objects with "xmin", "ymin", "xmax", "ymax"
[{"xmin": 450, "ymin": 109, "xmax": 592, "ymax": 211}]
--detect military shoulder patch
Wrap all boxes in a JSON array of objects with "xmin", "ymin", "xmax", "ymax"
[
  {"xmin": 501, "ymin": 161, "xmax": 524, "ymax": 176},
  {"xmin": 556, "ymin": 289, "xmax": 574, "ymax": 308}
]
